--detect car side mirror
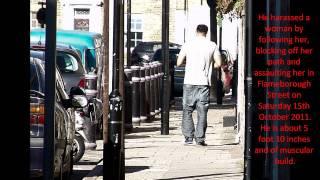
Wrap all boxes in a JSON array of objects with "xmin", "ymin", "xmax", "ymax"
[
  {"xmin": 69, "ymin": 86, "xmax": 88, "ymax": 108},
  {"xmin": 72, "ymin": 95, "xmax": 88, "ymax": 108},
  {"xmin": 89, "ymin": 67, "xmax": 97, "ymax": 74}
]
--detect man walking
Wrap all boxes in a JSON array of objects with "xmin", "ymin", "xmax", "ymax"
[{"xmin": 176, "ymin": 24, "xmax": 222, "ymax": 146}]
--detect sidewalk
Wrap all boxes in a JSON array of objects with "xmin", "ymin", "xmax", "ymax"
[{"xmin": 82, "ymin": 97, "xmax": 244, "ymax": 180}]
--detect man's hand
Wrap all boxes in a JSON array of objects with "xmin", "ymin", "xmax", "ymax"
[
  {"xmin": 177, "ymin": 55, "xmax": 186, "ymax": 67},
  {"xmin": 177, "ymin": 46, "xmax": 186, "ymax": 67}
]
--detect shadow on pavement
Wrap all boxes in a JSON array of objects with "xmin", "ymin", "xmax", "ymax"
[
  {"xmin": 126, "ymin": 166, "xmax": 150, "ymax": 173},
  {"xmin": 131, "ymin": 126, "xmax": 177, "ymax": 133},
  {"xmin": 206, "ymin": 142, "xmax": 239, "ymax": 147},
  {"xmin": 223, "ymin": 116, "xmax": 236, "ymax": 127},
  {"xmin": 125, "ymin": 156, "xmax": 148, "ymax": 160},
  {"xmin": 71, "ymin": 169, "xmax": 91, "ymax": 180},
  {"xmin": 125, "ymin": 135, "xmax": 151, "ymax": 139},
  {"xmin": 125, "ymin": 146, "xmax": 158, "ymax": 149},
  {"xmin": 75, "ymin": 160, "xmax": 101, "ymax": 166},
  {"xmin": 155, "ymin": 172, "xmax": 242, "ymax": 180}
]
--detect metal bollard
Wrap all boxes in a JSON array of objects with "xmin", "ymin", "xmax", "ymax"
[
  {"xmin": 131, "ymin": 66, "xmax": 140, "ymax": 125},
  {"xmin": 84, "ymin": 74, "xmax": 98, "ymax": 99},
  {"xmin": 149, "ymin": 63, "xmax": 155, "ymax": 117},
  {"xmin": 154, "ymin": 62, "xmax": 160, "ymax": 115},
  {"xmin": 143, "ymin": 63, "xmax": 151, "ymax": 121},
  {"xmin": 139, "ymin": 66, "xmax": 147, "ymax": 122},
  {"xmin": 158, "ymin": 62, "xmax": 164, "ymax": 112},
  {"xmin": 124, "ymin": 66, "xmax": 133, "ymax": 132}
]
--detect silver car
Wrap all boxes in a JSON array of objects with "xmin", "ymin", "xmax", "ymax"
[
  {"xmin": 30, "ymin": 57, "xmax": 81, "ymax": 178},
  {"xmin": 30, "ymin": 44, "xmax": 103, "ymax": 150}
]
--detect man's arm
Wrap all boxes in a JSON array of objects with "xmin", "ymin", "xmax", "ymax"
[
  {"xmin": 177, "ymin": 45, "xmax": 186, "ymax": 67},
  {"xmin": 213, "ymin": 47, "xmax": 223, "ymax": 68}
]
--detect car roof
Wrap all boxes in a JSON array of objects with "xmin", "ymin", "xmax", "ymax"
[
  {"xmin": 31, "ymin": 29, "xmax": 102, "ymax": 49},
  {"xmin": 30, "ymin": 43, "xmax": 82, "ymax": 60}
]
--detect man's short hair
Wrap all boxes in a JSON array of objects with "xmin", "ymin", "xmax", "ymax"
[{"xmin": 196, "ymin": 24, "xmax": 208, "ymax": 34}]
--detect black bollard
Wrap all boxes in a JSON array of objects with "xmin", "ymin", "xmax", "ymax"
[
  {"xmin": 216, "ymin": 68, "xmax": 223, "ymax": 105},
  {"xmin": 144, "ymin": 63, "xmax": 151, "ymax": 121},
  {"xmin": 157, "ymin": 61, "xmax": 163, "ymax": 112},
  {"xmin": 139, "ymin": 66, "xmax": 147, "ymax": 122},
  {"xmin": 106, "ymin": 90, "xmax": 123, "ymax": 179},
  {"xmin": 131, "ymin": 66, "xmax": 141, "ymax": 125},
  {"xmin": 124, "ymin": 66, "xmax": 133, "ymax": 132},
  {"xmin": 153, "ymin": 62, "xmax": 160, "ymax": 115},
  {"xmin": 149, "ymin": 63, "xmax": 155, "ymax": 117}
]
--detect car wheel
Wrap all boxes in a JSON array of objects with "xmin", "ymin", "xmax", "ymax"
[{"xmin": 72, "ymin": 135, "xmax": 85, "ymax": 163}]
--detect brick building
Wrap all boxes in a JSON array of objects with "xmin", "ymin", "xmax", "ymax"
[{"xmin": 30, "ymin": 0, "xmax": 212, "ymax": 46}]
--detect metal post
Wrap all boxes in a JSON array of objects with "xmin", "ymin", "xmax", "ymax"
[
  {"xmin": 125, "ymin": 0, "xmax": 133, "ymax": 129},
  {"xmin": 102, "ymin": 0, "xmax": 110, "ymax": 177},
  {"xmin": 161, "ymin": 0, "xmax": 170, "ymax": 135},
  {"xmin": 127, "ymin": 0, "xmax": 131, "ymax": 65},
  {"xmin": 105, "ymin": 0, "xmax": 124, "ymax": 178},
  {"xmin": 157, "ymin": 61, "xmax": 163, "ymax": 112},
  {"xmin": 124, "ymin": 66, "xmax": 133, "ymax": 131},
  {"xmin": 207, "ymin": 0, "xmax": 220, "ymax": 104},
  {"xmin": 149, "ymin": 63, "xmax": 155, "ymax": 118},
  {"xmin": 140, "ymin": 66, "xmax": 147, "ymax": 122},
  {"xmin": 154, "ymin": 62, "xmax": 160, "ymax": 115},
  {"xmin": 144, "ymin": 63, "xmax": 151, "ymax": 121},
  {"xmin": 43, "ymin": 0, "xmax": 56, "ymax": 179},
  {"xmin": 244, "ymin": 0, "xmax": 252, "ymax": 179},
  {"xmin": 119, "ymin": 1, "xmax": 125, "ymax": 178},
  {"xmin": 131, "ymin": 66, "xmax": 141, "ymax": 125},
  {"xmin": 217, "ymin": 26, "xmax": 223, "ymax": 105},
  {"xmin": 183, "ymin": 0, "xmax": 187, "ymax": 43}
]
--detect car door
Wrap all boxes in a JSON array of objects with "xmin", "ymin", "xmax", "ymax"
[
  {"xmin": 54, "ymin": 87, "xmax": 68, "ymax": 175},
  {"xmin": 56, "ymin": 68, "xmax": 75, "ymax": 160}
]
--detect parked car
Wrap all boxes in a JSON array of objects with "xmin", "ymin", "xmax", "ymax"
[
  {"xmin": 131, "ymin": 41, "xmax": 181, "ymax": 64},
  {"xmin": 152, "ymin": 47, "xmax": 184, "ymax": 97},
  {"xmin": 30, "ymin": 57, "xmax": 87, "ymax": 178},
  {"xmin": 30, "ymin": 44, "xmax": 103, "ymax": 150},
  {"xmin": 30, "ymin": 29, "xmax": 104, "ymax": 100},
  {"xmin": 31, "ymin": 29, "xmax": 105, "ymax": 140}
]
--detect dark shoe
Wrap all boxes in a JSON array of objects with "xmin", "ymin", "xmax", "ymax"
[
  {"xmin": 184, "ymin": 138, "xmax": 194, "ymax": 145},
  {"xmin": 196, "ymin": 141, "xmax": 207, "ymax": 146}
]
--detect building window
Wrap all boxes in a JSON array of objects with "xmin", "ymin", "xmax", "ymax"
[
  {"xmin": 125, "ymin": 15, "xmax": 143, "ymax": 48},
  {"xmin": 31, "ymin": 11, "xmax": 40, "ymax": 29},
  {"xmin": 74, "ymin": 8, "xmax": 90, "ymax": 31}
]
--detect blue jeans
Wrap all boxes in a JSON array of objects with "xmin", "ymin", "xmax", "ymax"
[{"xmin": 182, "ymin": 84, "xmax": 210, "ymax": 143}]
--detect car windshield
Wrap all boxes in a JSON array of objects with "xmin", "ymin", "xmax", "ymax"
[
  {"xmin": 153, "ymin": 49, "xmax": 181, "ymax": 65},
  {"xmin": 31, "ymin": 49, "xmax": 85, "ymax": 74}
]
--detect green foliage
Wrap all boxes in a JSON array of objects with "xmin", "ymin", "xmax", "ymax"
[{"xmin": 216, "ymin": 0, "xmax": 245, "ymax": 18}]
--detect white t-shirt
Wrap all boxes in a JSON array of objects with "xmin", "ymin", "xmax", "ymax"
[{"xmin": 178, "ymin": 36, "xmax": 221, "ymax": 86}]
